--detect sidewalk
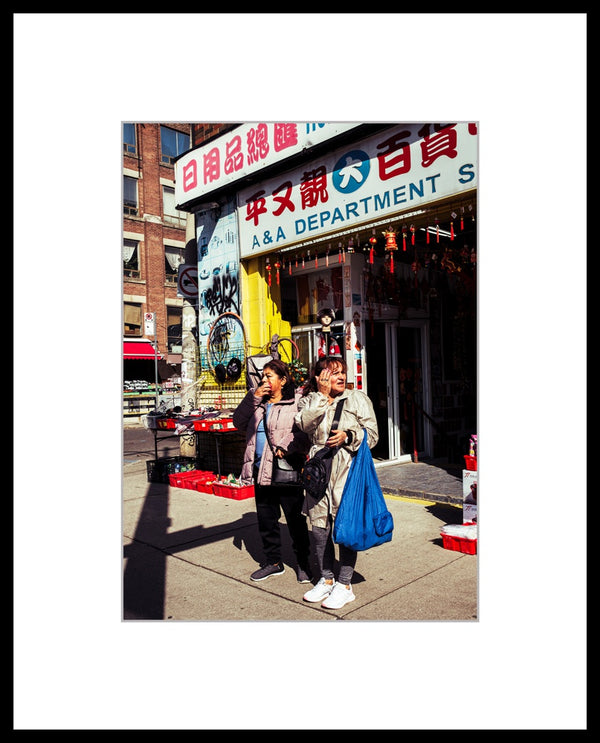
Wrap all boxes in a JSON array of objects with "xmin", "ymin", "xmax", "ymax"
[{"xmin": 122, "ymin": 454, "xmax": 477, "ymax": 621}]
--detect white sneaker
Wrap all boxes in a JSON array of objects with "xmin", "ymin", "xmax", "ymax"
[
  {"xmin": 303, "ymin": 577, "xmax": 335, "ymax": 603},
  {"xmin": 321, "ymin": 583, "xmax": 356, "ymax": 609}
]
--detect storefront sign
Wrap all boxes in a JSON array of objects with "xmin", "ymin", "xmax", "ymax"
[
  {"xmin": 237, "ymin": 122, "xmax": 478, "ymax": 257},
  {"xmin": 175, "ymin": 122, "xmax": 362, "ymax": 208}
]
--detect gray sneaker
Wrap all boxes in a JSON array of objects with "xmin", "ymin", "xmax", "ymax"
[
  {"xmin": 250, "ymin": 562, "xmax": 285, "ymax": 581},
  {"xmin": 296, "ymin": 566, "xmax": 313, "ymax": 584}
]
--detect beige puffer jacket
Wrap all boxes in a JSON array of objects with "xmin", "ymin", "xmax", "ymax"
[
  {"xmin": 295, "ymin": 389, "xmax": 378, "ymax": 528},
  {"xmin": 232, "ymin": 389, "xmax": 310, "ymax": 485}
]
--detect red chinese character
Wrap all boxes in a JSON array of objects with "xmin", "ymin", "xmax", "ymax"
[
  {"xmin": 376, "ymin": 130, "xmax": 412, "ymax": 180},
  {"xmin": 468, "ymin": 123, "xmax": 478, "ymax": 135},
  {"xmin": 203, "ymin": 147, "xmax": 220, "ymax": 184},
  {"xmin": 182, "ymin": 159, "xmax": 197, "ymax": 192},
  {"xmin": 272, "ymin": 180, "xmax": 295, "ymax": 216},
  {"xmin": 224, "ymin": 135, "xmax": 243, "ymax": 175},
  {"xmin": 245, "ymin": 190, "xmax": 268, "ymax": 227},
  {"xmin": 273, "ymin": 123, "xmax": 298, "ymax": 152},
  {"xmin": 420, "ymin": 125, "xmax": 458, "ymax": 168},
  {"xmin": 300, "ymin": 166, "xmax": 328, "ymax": 209},
  {"xmin": 246, "ymin": 123, "xmax": 269, "ymax": 165}
]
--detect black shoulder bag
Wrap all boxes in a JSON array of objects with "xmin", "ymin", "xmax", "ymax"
[
  {"xmin": 264, "ymin": 415, "xmax": 304, "ymax": 487},
  {"xmin": 302, "ymin": 398, "xmax": 345, "ymax": 501}
]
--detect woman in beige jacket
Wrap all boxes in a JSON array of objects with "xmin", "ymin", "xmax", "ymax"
[{"xmin": 295, "ymin": 356, "xmax": 378, "ymax": 610}]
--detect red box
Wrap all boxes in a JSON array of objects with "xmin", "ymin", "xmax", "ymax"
[
  {"xmin": 464, "ymin": 455, "xmax": 477, "ymax": 471},
  {"xmin": 168, "ymin": 470, "xmax": 216, "ymax": 491},
  {"xmin": 194, "ymin": 418, "xmax": 236, "ymax": 432},
  {"xmin": 212, "ymin": 482, "xmax": 255, "ymax": 500},
  {"xmin": 441, "ymin": 533, "xmax": 477, "ymax": 554},
  {"xmin": 157, "ymin": 418, "xmax": 176, "ymax": 430}
]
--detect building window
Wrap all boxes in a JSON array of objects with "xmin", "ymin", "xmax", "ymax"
[
  {"xmin": 124, "ymin": 302, "xmax": 142, "ymax": 337},
  {"xmin": 160, "ymin": 126, "xmax": 190, "ymax": 165},
  {"xmin": 123, "ymin": 123, "xmax": 137, "ymax": 155},
  {"xmin": 165, "ymin": 245, "xmax": 184, "ymax": 284},
  {"xmin": 123, "ymin": 175, "xmax": 138, "ymax": 216},
  {"xmin": 167, "ymin": 307, "xmax": 183, "ymax": 353},
  {"xmin": 163, "ymin": 185, "xmax": 186, "ymax": 227},
  {"xmin": 123, "ymin": 238, "xmax": 140, "ymax": 279}
]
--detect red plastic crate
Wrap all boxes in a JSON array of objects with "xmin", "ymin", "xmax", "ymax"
[
  {"xmin": 168, "ymin": 470, "xmax": 216, "ymax": 491},
  {"xmin": 193, "ymin": 418, "xmax": 236, "ymax": 432},
  {"xmin": 212, "ymin": 482, "xmax": 255, "ymax": 500},
  {"xmin": 464, "ymin": 455, "xmax": 477, "ymax": 471},
  {"xmin": 441, "ymin": 533, "xmax": 477, "ymax": 554}
]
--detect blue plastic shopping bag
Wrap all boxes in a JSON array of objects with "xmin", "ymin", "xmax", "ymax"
[{"xmin": 333, "ymin": 431, "xmax": 394, "ymax": 551}]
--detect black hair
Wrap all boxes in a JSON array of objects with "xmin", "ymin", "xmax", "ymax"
[{"xmin": 262, "ymin": 358, "xmax": 296, "ymax": 399}]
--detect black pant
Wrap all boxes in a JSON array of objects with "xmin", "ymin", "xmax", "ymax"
[{"xmin": 254, "ymin": 484, "xmax": 310, "ymax": 567}]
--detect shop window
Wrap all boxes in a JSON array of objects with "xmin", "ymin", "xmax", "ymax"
[
  {"xmin": 160, "ymin": 126, "xmax": 190, "ymax": 165},
  {"xmin": 165, "ymin": 245, "xmax": 184, "ymax": 284},
  {"xmin": 123, "ymin": 238, "xmax": 140, "ymax": 279},
  {"xmin": 123, "ymin": 123, "xmax": 137, "ymax": 155},
  {"xmin": 124, "ymin": 302, "xmax": 142, "ymax": 337},
  {"xmin": 163, "ymin": 185, "xmax": 186, "ymax": 227},
  {"xmin": 123, "ymin": 175, "xmax": 138, "ymax": 216},
  {"xmin": 167, "ymin": 307, "xmax": 182, "ymax": 352}
]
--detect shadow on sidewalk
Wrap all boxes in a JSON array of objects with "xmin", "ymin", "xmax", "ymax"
[{"xmin": 123, "ymin": 480, "xmax": 263, "ymax": 620}]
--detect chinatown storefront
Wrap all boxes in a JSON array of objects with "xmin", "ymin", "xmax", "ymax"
[{"xmin": 175, "ymin": 122, "xmax": 478, "ymax": 465}]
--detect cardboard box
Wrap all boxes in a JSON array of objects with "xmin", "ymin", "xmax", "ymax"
[{"xmin": 462, "ymin": 469, "xmax": 478, "ymax": 524}]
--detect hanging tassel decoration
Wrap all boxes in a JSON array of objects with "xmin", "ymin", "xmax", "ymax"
[
  {"xmin": 369, "ymin": 230, "xmax": 377, "ymax": 264},
  {"xmin": 274, "ymin": 257, "xmax": 281, "ymax": 285},
  {"xmin": 426, "ymin": 225, "xmax": 430, "ymax": 244},
  {"xmin": 402, "ymin": 225, "xmax": 407, "ymax": 251},
  {"xmin": 435, "ymin": 217, "xmax": 440, "ymax": 243},
  {"xmin": 410, "ymin": 224, "xmax": 416, "ymax": 245},
  {"xmin": 326, "ymin": 245, "xmax": 330, "ymax": 266},
  {"xmin": 266, "ymin": 257, "xmax": 272, "ymax": 287},
  {"xmin": 460, "ymin": 206, "xmax": 465, "ymax": 230},
  {"xmin": 450, "ymin": 212, "xmax": 456, "ymax": 241}
]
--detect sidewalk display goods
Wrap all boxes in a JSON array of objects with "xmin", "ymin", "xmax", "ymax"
[
  {"xmin": 146, "ymin": 456, "xmax": 199, "ymax": 483},
  {"xmin": 333, "ymin": 431, "xmax": 394, "ymax": 551},
  {"xmin": 462, "ymin": 435, "xmax": 478, "ymax": 524}
]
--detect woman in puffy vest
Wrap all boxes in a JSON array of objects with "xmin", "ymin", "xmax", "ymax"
[
  {"xmin": 296, "ymin": 356, "xmax": 378, "ymax": 610},
  {"xmin": 233, "ymin": 359, "xmax": 312, "ymax": 584}
]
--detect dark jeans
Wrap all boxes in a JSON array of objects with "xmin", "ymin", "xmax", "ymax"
[{"xmin": 254, "ymin": 484, "xmax": 310, "ymax": 567}]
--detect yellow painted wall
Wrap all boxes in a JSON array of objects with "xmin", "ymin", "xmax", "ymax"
[{"xmin": 241, "ymin": 257, "xmax": 291, "ymax": 356}]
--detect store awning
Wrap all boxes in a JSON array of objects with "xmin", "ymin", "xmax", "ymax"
[{"xmin": 123, "ymin": 340, "xmax": 162, "ymax": 360}]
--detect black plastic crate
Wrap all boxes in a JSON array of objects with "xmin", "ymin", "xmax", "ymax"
[{"xmin": 146, "ymin": 456, "xmax": 199, "ymax": 483}]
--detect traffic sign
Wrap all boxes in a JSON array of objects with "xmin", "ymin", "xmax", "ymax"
[{"xmin": 178, "ymin": 264, "xmax": 199, "ymax": 298}]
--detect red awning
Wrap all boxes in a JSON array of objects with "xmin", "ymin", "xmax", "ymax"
[{"xmin": 123, "ymin": 341, "xmax": 162, "ymax": 360}]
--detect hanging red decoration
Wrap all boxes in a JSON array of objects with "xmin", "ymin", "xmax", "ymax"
[
  {"xmin": 315, "ymin": 251, "xmax": 319, "ymax": 268},
  {"xmin": 326, "ymin": 245, "xmax": 330, "ymax": 266},
  {"xmin": 369, "ymin": 230, "xmax": 376, "ymax": 264},
  {"xmin": 460, "ymin": 207, "xmax": 465, "ymax": 230},
  {"xmin": 266, "ymin": 258, "xmax": 272, "ymax": 286},
  {"xmin": 426, "ymin": 226, "xmax": 430, "ymax": 244},
  {"xmin": 347, "ymin": 236, "xmax": 355, "ymax": 253},
  {"xmin": 410, "ymin": 224, "xmax": 416, "ymax": 245},
  {"xmin": 274, "ymin": 257, "xmax": 281, "ymax": 284},
  {"xmin": 450, "ymin": 211, "xmax": 456, "ymax": 241},
  {"xmin": 435, "ymin": 217, "xmax": 440, "ymax": 243},
  {"xmin": 383, "ymin": 227, "xmax": 398, "ymax": 272},
  {"xmin": 289, "ymin": 257, "xmax": 292, "ymax": 275}
]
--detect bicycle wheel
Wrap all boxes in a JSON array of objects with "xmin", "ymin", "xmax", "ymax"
[
  {"xmin": 206, "ymin": 312, "xmax": 247, "ymax": 382},
  {"xmin": 273, "ymin": 336, "xmax": 300, "ymax": 363}
]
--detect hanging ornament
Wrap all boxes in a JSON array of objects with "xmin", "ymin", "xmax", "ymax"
[
  {"xmin": 426, "ymin": 225, "xmax": 430, "ymax": 244},
  {"xmin": 460, "ymin": 206, "xmax": 465, "ymax": 231},
  {"xmin": 410, "ymin": 224, "xmax": 416, "ymax": 245},
  {"xmin": 383, "ymin": 227, "xmax": 398, "ymax": 273},
  {"xmin": 369, "ymin": 230, "xmax": 377, "ymax": 264},
  {"xmin": 347, "ymin": 236, "xmax": 355, "ymax": 254},
  {"xmin": 338, "ymin": 242, "xmax": 343, "ymax": 263},
  {"xmin": 288, "ymin": 256, "xmax": 292, "ymax": 275},
  {"xmin": 315, "ymin": 250, "xmax": 318, "ymax": 268},
  {"xmin": 266, "ymin": 257, "xmax": 272, "ymax": 286},
  {"xmin": 435, "ymin": 217, "xmax": 440, "ymax": 243},
  {"xmin": 302, "ymin": 252, "xmax": 305, "ymax": 268},
  {"xmin": 450, "ymin": 211, "xmax": 456, "ymax": 241},
  {"xmin": 326, "ymin": 244, "xmax": 330, "ymax": 266},
  {"xmin": 274, "ymin": 256, "xmax": 281, "ymax": 285}
]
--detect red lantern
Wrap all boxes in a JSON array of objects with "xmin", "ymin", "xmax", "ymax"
[
  {"xmin": 266, "ymin": 258, "xmax": 272, "ymax": 286},
  {"xmin": 274, "ymin": 257, "xmax": 281, "ymax": 284},
  {"xmin": 383, "ymin": 228, "xmax": 398, "ymax": 272}
]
